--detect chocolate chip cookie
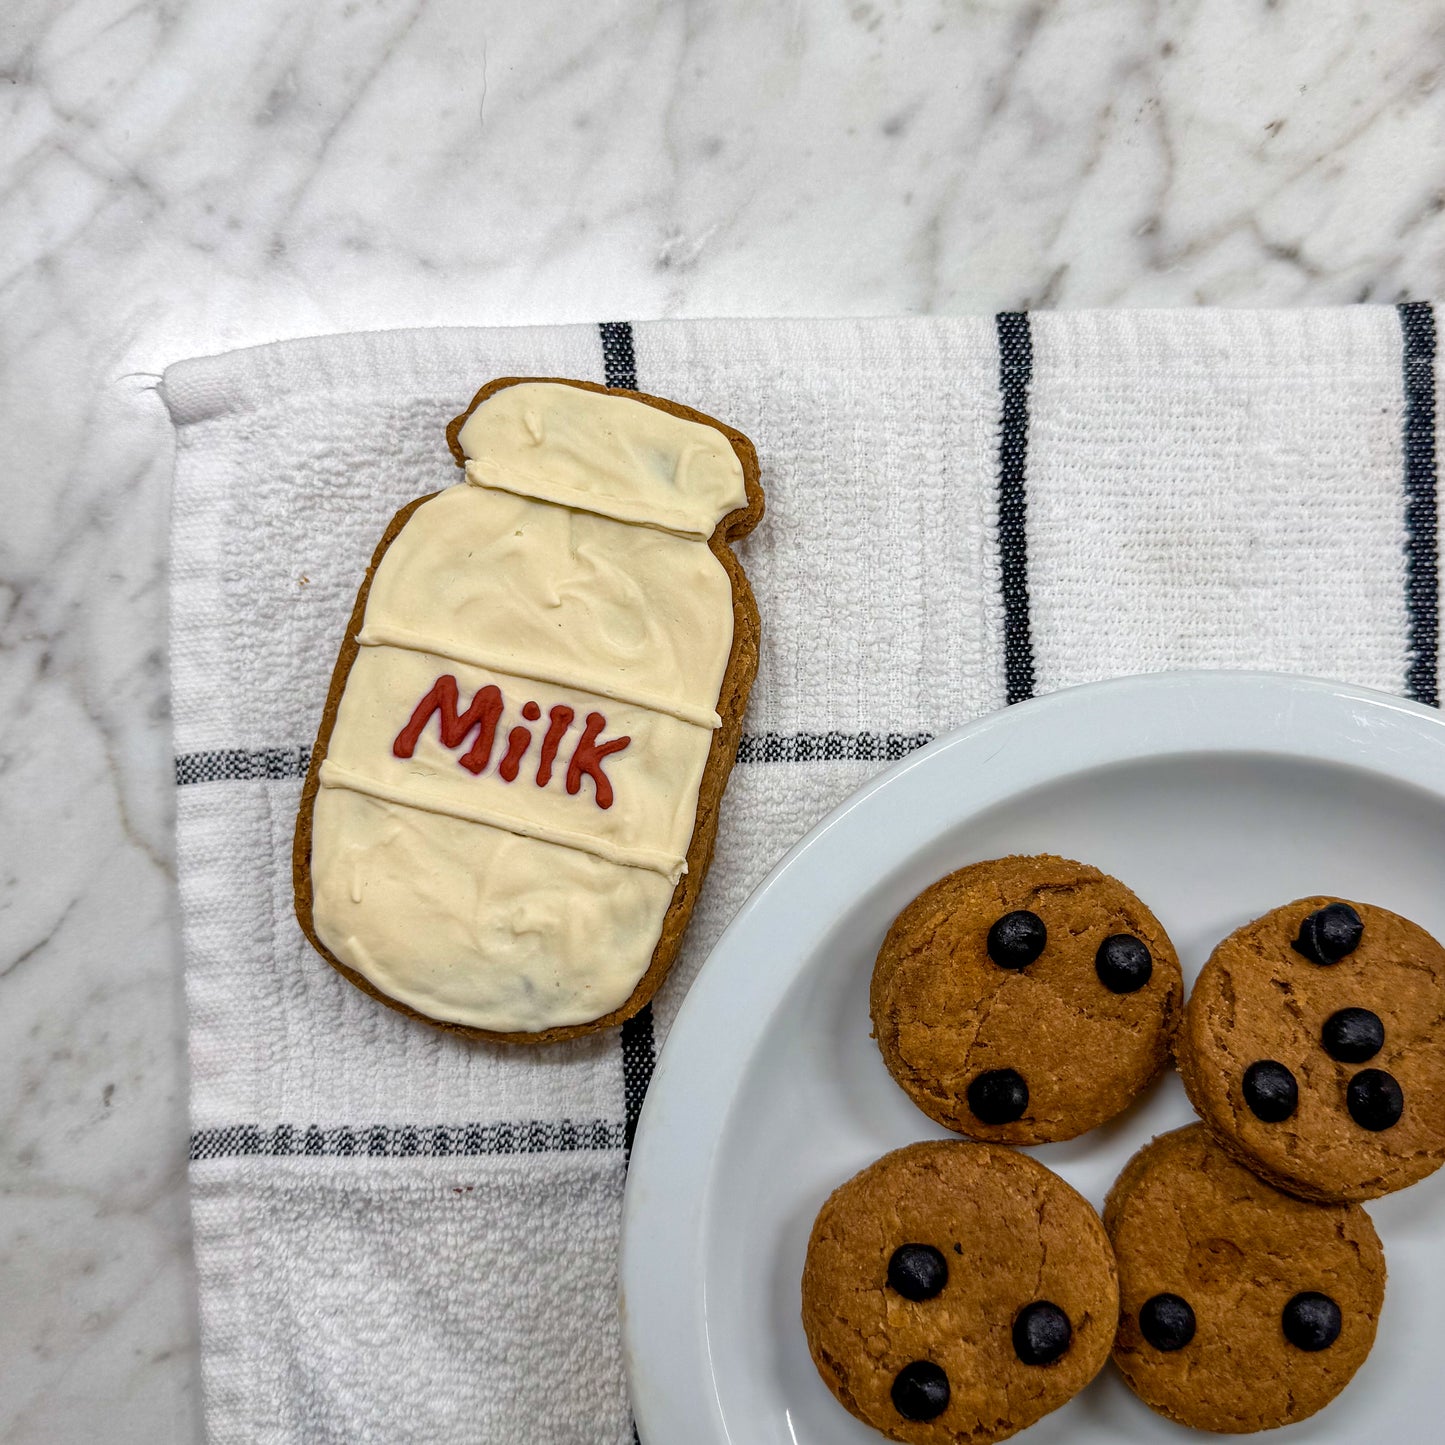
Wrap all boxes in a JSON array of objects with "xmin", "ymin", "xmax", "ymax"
[
  {"xmin": 1105, "ymin": 1125, "xmax": 1385, "ymax": 1433},
  {"xmin": 1179, "ymin": 897, "xmax": 1445, "ymax": 1201},
  {"xmin": 870, "ymin": 855, "xmax": 1182, "ymax": 1144},
  {"xmin": 801, "ymin": 1141, "xmax": 1118, "ymax": 1444}
]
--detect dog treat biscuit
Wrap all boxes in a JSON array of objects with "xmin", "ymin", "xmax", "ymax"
[
  {"xmin": 1179, "ymin": 897, "xmax": 1445, "ymax": 1200},
  {"xmin": 801, "ymin": 1141, "xmax": 1118, "ymax": 1445},
  {"xmin": 1106, "ymin": 1125, "xmax": 1385, "ymax": 1433},
  {"xmin": 871, "ymin": 855, "xmax": 1182, "ymax": 1144}
]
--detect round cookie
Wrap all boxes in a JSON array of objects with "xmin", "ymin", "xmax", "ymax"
[
  {"xmin": 1105, "ymin": 1125, "xmax": 1385, "ymax": 1433},
  {"xmin": 801, "ymin": 1141, "xmax": 1118, "ymax": 1445},
  {"xmin": 870, "ymin": 855, "xmax": 1182, "ymax": 1143},
  {"xmin": 1179, "ymin": 896, "xmax": 1445, "ymax": 1201}
]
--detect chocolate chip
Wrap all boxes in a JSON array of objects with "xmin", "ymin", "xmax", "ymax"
[
  {"xmin": 1095, "ymin": 934, "xmax": 1153, "ymax": 993},
  {"xmin": 1321, "ymin": 1008, "xmax": 1385, "ymax": 1063},
  {"xmin": 1282, "ymin": 1292, "xmax": 1342, "ymax": 1351},
  {"xmin": 1347, "ymin": 1068, "xmax": 1404, "ymax": 1131},
  {"xmin": 987, "ymin": 910, "xmax": 1046, "ymax": 969},
  {"xmin": 891, "ymin": 1360, "xmax": 949, "ymax": 1420},
  {"xmin": 887, "ymin": 1244, "xmax": 948, "ymax": 1301},
  {"xmin": 967, "ymin": 1068, "xmax": 1029, "ymax": 1125},
  {"xmin": 1139, "ymin": 1293, "xmax": 1196, "ymax": 1352},
  {"xmin": 1291, "ymin": 903, "xmax": 1364, "ymax": 965},
  {"xmin": 1013, "ymin": 1301, "xmax": 1072, "ymax": 1365},
  {"xmin": 1243, "ymin": 1060, "xmax": 1299, "ymax": 1122}
]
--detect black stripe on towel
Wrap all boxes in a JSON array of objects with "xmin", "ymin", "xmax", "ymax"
[
  {"xmin": 619, "ymin": 1009, "xmax": 655, "ymax": 1164},
  {"xmin": 1399, "ymin": 302, "xmax": 1439, "ymax": 708},
  {"xmin": 995, "ymin": 312, "xmax": 1037, "ymax": 705},
  {"xmin": 600, "ymin": 320, "xmax": 658, "ymax": 1165},
  {"xmin": 736, "ymin": 730, "xmax": 933, "ymax": 763},
  {"xmin": 175, "ymin": 732, "xmax": 937, "ymax": 786},
  {"xmin": 600, "ymin": 321, "xmax": 639, "ymax": 391},
  {"xmin": 175, "ymin": 746, "xmax": 310, "ymax": 787},
  {"xmin": 189, "ymin": 1119, "xmax": 626, "ymax": 1161}
]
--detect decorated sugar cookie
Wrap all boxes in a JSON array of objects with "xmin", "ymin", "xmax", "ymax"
[{"xmin": 293, "ymin": 378, "xmax": 763, "ymax": 1041}]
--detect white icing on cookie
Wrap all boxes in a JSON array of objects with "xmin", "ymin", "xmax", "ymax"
[
  {"xmin": 457, "ymin": 380, "xmax": 747, "ymax": 538},
  {"xmin": 310, "ymin": 788, "xmax": 676, "ymax": 1033},
  {"xmin": 322, "ymin": 645, "xmax": 709, "ymax": 876},
  {"xmin": 359, "ymin": 483, "xmax": 735, "ymax": 722},
  {"xmin": 355, "ymin": 618, "xmax": 722, "ymax": 728},
  {"xmin": 308, "ymin": 382, "xmax": 744, "ymax": 1033}
]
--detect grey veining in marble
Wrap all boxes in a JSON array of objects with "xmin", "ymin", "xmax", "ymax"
[{"xmin": 1, "ymin": 0, "xmax": 1442, "ymax": 1440}]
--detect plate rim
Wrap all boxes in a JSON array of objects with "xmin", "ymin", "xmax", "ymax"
[{"xmin": 622, "ymin": 671, "xmax": 1445, "ymax": 1445}]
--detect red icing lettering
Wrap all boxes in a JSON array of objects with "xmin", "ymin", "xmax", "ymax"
[
  {"xmin": 534, "ymin": 702, "xmax": 572, "ymax": 786},
  {"xmin": 392, "ymin": 675, "xmax": 504, "ymax": 775},
  {"xmin": 498, "ymin": 724, "xmax": 533, "ymax": 782},
  {"xmin": 535, "ymin": 705, "xmax": 575, "ymax": 787},
  {"xmin": 566, "ymin": 711, "xmax": 631, "ymax": 810},
  {"xmin": 394, "ymin": 682, "xmax": 630, "ymax": 807}
]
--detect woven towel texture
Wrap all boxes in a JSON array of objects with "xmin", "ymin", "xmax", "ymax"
[{"xmin": 164, "ymin": 308, "xmax": 1439, "ymax": 1444}]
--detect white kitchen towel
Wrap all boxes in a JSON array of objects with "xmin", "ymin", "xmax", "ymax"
[{"xmin": 164, "ymin": 309, "xmax": 1440, "ymax": 1445}]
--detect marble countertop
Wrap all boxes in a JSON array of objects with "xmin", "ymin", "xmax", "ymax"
[{"xmin": 2, "ymin": 1, "xmax": 1442, "ymax": 1440}]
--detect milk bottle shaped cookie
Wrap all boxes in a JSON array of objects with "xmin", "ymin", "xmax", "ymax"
[{"xmin": 294, "ymin": 378, "xmax": 763, "ymax": 1041}]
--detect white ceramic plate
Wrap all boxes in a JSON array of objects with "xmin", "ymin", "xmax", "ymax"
[{"xmin": 622, "ymin": 672, "xmax": 1445, "ymax": 1445}]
